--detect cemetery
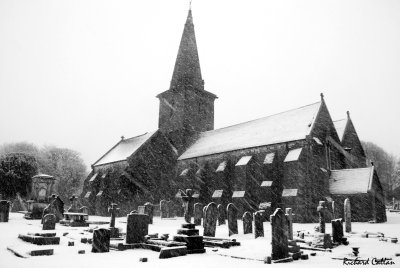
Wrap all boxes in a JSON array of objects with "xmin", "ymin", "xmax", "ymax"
[{"xmin": 1, "ymin": 194, "xmax": 400, "ymax": 268}]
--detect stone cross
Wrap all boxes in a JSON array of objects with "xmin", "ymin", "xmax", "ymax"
[
  {"xmin": 227, "ymin": 203, "xmax": 238, "ymax": 236},
  {"xmin": 42, "ymin": 213, "xmax": 56, "ymax": 230},
  {"xmin": 344, "ymin": 198, "xmax": 351, "ymax": 232},
  {"xmin": 270, "ymin": 208, "xmax": 289, "ymax": 261},
  {"xmin": 242, "ymin": 211, "xmax": 252, "ymax": 234},
  {"xmin": 108, "ymin": 203, "xmax": 119, "ymax": 228},
  {"xmin": 285, "ymin": 208, "xmax": 293, "ymax": 240},
  {"xmin": 180, "ymin": 189, "xmax": 195, "ymax": 223},
  {"xmin": 203, "ymin": 202, "xmax": 218, "ymax": 237},
  {"xmin": 126, "ymin": 213, "xmax": 149, "ymax": 244},
  {"xmin": 92, "ymin": 228, "xmax": 110, "ymax": 253},
  {"xmin": 317, "ymin": 201, "xmax": 327, "ymax": 233},
  {"xmin": 253, "ymin": 211, "xmax": 264, "ymax": 238},
  {"xmin": 193, "ymin": 203, "xmax": 203, "ymax": 226},
  {"xmin": 217, "ymin": 204, "xmax": 226, "ymax": 225}
]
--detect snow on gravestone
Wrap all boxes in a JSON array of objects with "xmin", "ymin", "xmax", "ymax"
[
  {"xmin": 227, "ymin": 203, "xmax": 238, "ymax": 236},
  {"xmin": 92, "ymin": 228, "xmax": 110, "ymax": 253},
  {"xmin": 126, "ymin": 213, "xmax": 149, "ymax": 244},
  {"xmin": 203, "ymin": 202, "xmax": 218, "ymax": 237},
  {"xmin": 42, "ymin": 214, "xmax": 56, "ymax": 230},
  {"xmin": 270, "ymin": 208, "xmax": 289, "ymax": 261},
  {"xmin": 344, "ymin": 198, "xmax": 351, "ymax": 233},
  {"xmin": 253, "ymin": 211, "xmax": 264, "ymax": 238},
  {"xmin": 242, "ymin": 211, "xmax": 252, "ymax": 234},
  {"xmin": 193, "ymin": 203, "xmax": 203, "ymax": 226},
  {"xmin": 217, "ymin": 204, "xmax": 226, "ymax": 225}
]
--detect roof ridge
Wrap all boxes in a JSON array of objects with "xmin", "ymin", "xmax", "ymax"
[
  {"xmin": 331, "ymin": 167, "xmax": 372, "ymax": 172},
  {"xmin": 124, "ymin": 131, "xmax": 155, "ymax": 141},
  {"xmin": 333, "ymin": 118, "xmax": 346, "ymax": 123},
  {"xmin": 201, "ymin": 101, "xmax": 321, "ymax": 135}
]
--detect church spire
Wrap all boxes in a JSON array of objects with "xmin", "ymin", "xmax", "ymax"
[{"xmin": 170, "ymin": 9, "xmax": 204, "ymax": 90}]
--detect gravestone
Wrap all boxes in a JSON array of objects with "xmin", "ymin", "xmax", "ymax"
[
  {"xmin": 0, "ymin": 200, "xmax": 11, "ymax": 222},
  {"xmin": 254, "ymin": 211, "xmax": 264, "ymax": 238},
  {"xmin": 108, "ymin": 203, "xmax": 119, "ymax": 238},
  {"xmin": 137, "ymin": 206, "xmax": 145, "ymax": 214},
  {"xmin": 42, "ymin": 214, "xmax": 56, "ymax": 230},
  {"xmin": 92, "ymin": 228, "xmax": 110, "ymax": 253},
  {"xmin": 67, "ymin": 195, "xmax": 79, "ymax": 213},
  {"xmin": 217, "ymin": 204, "xmax": 226, "ymax": 225},
  {"xmin": 203, "ymin": 202, "xmax": 218, "ymax": 237},
  {"xmin": 242, "ymin": 211, "xmax": 252, "ymax": 234},
  {"xmin": 331, "ymin": 218, "xmax": 344, "ymax": 243},
  {"xmin": 344, "ymin": 198, "xmax": 351, "ymax": 232},
  {"xmin": 167, "ymin": 200, "xmax": 174, "ymax": 217},
  {"xmin": 126, "ymin": 213, "xmax": 149, "ymax": 244},
  {"xmin": 180, "ymin": 189, "xmax": 195, "ymax": 223},
  {"xmin": 332, "ymin": 201, "xmax": 336, "ymax": 219},
  {"xmin": 202, "ymin": 206, "xmax": 207, "ymax": 228},
  {"xmin": 270, "ymin": 208, "xmax": 289, "ymax": 261},
  {"xmin": 42, "ymin": 195, "xmax": 64, "ymax": 223},
  {"xmin": 160, "ymin": 200, "xmax": 168, "ymax": 219},
  {"xmin": 285, "ymin": 208, "xmax": 293, "ymax": 240},
  {"xmin": 227, "ymin": 203, "xmax": 238, "ymax": 236},
  {"xmin": 193, "ymin": 203, "xmax": 203, "ymax": 226},
  {"xmin": 317, "ymin": 201, "xmax": 327, "ymax": 233},
  {"xmin": 144, "ymin": 202, "xmax": 154, "ymax": 224},
  {"xmin": 80, "ymin": 206, "xmax": 89, "ymax": 220}
]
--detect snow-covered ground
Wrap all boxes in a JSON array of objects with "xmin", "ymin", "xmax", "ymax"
[{"xmin": 1, "ymin": 212, "xmax": 400, "ymax": 268}]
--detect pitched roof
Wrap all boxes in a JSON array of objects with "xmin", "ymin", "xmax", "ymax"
[
  {"xmin": 93, "ymin": 131, "xmax": 156, "ymax": 167},
  {"xmin": 329, "ymin": 167, "xmax": 374, "ymax": 195},
  {"xmin": 333, "ymin": 118, "xmax": 347, "ymax": 141},
  {"xmin": 179, "ymin": 102, "xmax": 322, "ymax": 160}
]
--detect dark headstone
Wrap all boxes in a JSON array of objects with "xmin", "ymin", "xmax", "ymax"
[
  {"xmin": 217, "ymin": 204, "xmax": 225, "ymax": 225},
  {"xmin": 270, "ymin": 208, "xmax": 289, "ymax": 261},
  {"xmin": 160, "ymin": 200, "xmax": 168, "ymax": 219},
  {"xmin": 0, "ymin": 200, "xmax": 11, "ymax": 222},
  {"xmin": 92, "ymin": 228, "xmax": 110, "ymax": 253},
  {"xmin": 203, "ymin": 202, "xmax": 218, "ymax": 237},
  {"xmin": 344, "ymin": 198, "xmax": 351, "ymax": 232},
  {"xmin": 253, "ymin": 211, "xmax": 264, "ymax": 238},
  {"xmin": 108, "ymin": 203, "xmax": 119, "ymax": 229},
  {"xmin": 126, "ymin": 213, "xmax": 149, "ymax": 244},
  {"xmin": 42, "ymin": 214, "xmax": 56, "ymax": 230},
  {"xmin": 317, "ymin": 201, "xmax": 327, "ymax": 233},
  {"xmin": 42, "ymin": 196, "xmax": 64, "ymax": 223},
  {"xmin": 144, "ymin": 202, "xmax": 154, "ymax": 224},
  {"xmin": 202, "ymin": 206, "xmax": 207, "ymax": 228},
  {"xmin": 331, "ymin": 218, "xmax": 344, "ymax": 243},
  {"xmin": 227, "ymin": 203, "xmax": 238, "ymax": 236},
  {"xmin": 180, "ymin": 189, "xmax": 195, "ymax": 223},
  {"xmin": 193, "ymin": 203, "xmax": 203, "ymax": 226},
  {"xmin": 242, "ymin": 211, "xmax": 252, "ymax": 234}
]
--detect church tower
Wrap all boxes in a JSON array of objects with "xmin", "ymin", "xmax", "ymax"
[{"xmin": 157, "ymin": 9, "xmax": 217, "ymax": 153}]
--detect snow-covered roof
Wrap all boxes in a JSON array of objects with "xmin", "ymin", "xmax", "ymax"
[
  {"xmin": 179, "ymin": 102, "xmax": 322, "ymax": 160},
  {"xmin": 93, "ymin": 131, "xmax": 156, "ymax": 167},
  {"xmin": 333, "ymin": 118, "xmax": 347, "ymax": 141},
  {"xmin": 329, "ymin": 167, "xmax": 374, "ymax": 195},
  {"xmin": 284, "ymin": 148, "xmax": 303, "ymax": 162}
]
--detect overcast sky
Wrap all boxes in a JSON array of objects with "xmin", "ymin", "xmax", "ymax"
[{"xmin": 1, "ymin": 0, "xmax": 399, "ymax": 169}]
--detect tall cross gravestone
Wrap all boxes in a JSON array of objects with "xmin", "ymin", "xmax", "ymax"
[
  {"xmin": 317, "ymin": 201, "xmax": 327, "ymax": 233},
  {"xmin": 344, "ymin": 198, "xmax": 351, "ymax": 232},
  {"xmin": 242, "ymin": 211, "xmax": 253, "ymax": 234},
  {"xmin": 193, "ymin": 203, "xmax": 203, "ymax": 226},
  {"xmin": 270, "ymin": 208, "xmax": 290, "ymax": 261},
  {"xmin": 285, "ymin": 208, "xmax": 293, "ymax": 240},
  {"xmin": 217, "ymin": 204, "xmax": 225, "ymax": 225},
  {"xmin": 203, "ymin": 202, "xmax": 218, "ymax": 237},
  {"xmin": 227, "ymin": 203, "xmax": 238, "ymax": 236},
  {"xmin": 253, "ymin": 211, "xmax": 264, "ymax": 238},
  {"xmin": 108, "ymin": 203, "xmax": 119, "ymax": 238},
  {"xmin": 180, "ymin": 189, "xmax": 195, "ymax": 223}
]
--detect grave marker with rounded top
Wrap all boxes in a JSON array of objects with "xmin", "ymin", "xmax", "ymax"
[
  {"xmin": 42, "ymin": 214, "xmax": 56, "ymax": 230},
  {"xmin": 253, "ymin": 211, "xmax": 264, "ymax": 238},
  {"xmin": 203, "ymin": 202, "xmax": 218, "ymax": 237},
  {"xmin": 242, "ymin": 211, "xmax": 252, "ymax": 234},
  {"xmin": 217, "ymin": 204, "xmax": 226, "ymax": 225},
  {"xmin": 227, "ymin": 203, "xmax": 238, "ymax": 236},
  {"xmin": 344, "ymin": 198, "xmax": 351, "ymax": 232},
  {"xmin": 285, "ymin": 208, "xmax": 293, "ymax": 240},
  {"xmin": 270, "ymin": 208, "xmax": 289, "ymax": 261},
  {"xmin": 160, "ymin": 200, "xmax": 168, "ymax": 218},
  {"xmin": 126, "ymin": 213, "xmax": 149, "ymax": 244}
]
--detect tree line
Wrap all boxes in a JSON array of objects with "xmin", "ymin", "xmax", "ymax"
[{"xmin": 0, "ymin": 142, "xmax": 87, "ymax": 202}]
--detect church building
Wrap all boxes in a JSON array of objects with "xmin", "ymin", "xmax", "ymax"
[{"xmin": 81, "ymin": 9, "xmax": 386, "ymax": 223}]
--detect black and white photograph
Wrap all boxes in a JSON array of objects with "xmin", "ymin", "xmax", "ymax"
[{"xmin": 1, "ymin": 0, "xmax": 399, "ymax": 267}]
